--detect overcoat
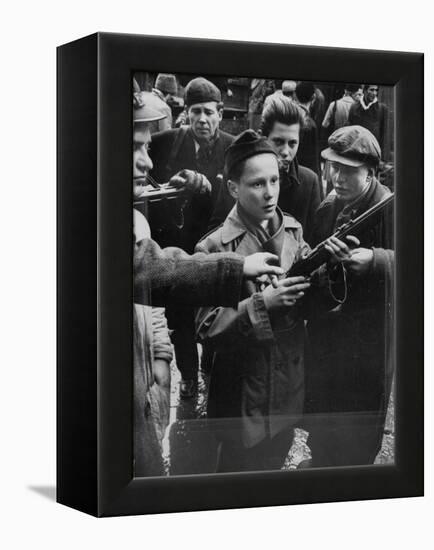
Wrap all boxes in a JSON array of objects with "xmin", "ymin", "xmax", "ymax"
[
  {"xmin": 305, "ymin": 178, "xmax": 394, "ymax": 464},
  {"xmin": 195, "ymin": 207, "xmax": 333, "ymax": 449}
]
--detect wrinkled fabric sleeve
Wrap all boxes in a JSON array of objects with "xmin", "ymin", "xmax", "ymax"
[
  {"xmin": 196, "ymin": 292, "xmax": 275, "ymax": 351},
  {"xmin": 134, "ymin": 238, "xmax": 243, "ymax": 307},
  {"xmin": 151, "ymin": 307, "xmax": 173, "ymax": 363}
]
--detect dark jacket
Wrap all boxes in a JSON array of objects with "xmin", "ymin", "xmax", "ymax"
[
  {"xmin": 297, "ymin": 105, "xmax": 320, "ymax": 177},
  {"xmin": 148, "ymin": 127, "xmax": 234, "ymax": 252},
  {"xmin": 348, "ymin": 101, "xmax": 388, "ymax": 154},
  {"xmin": 306, "ymin": 178, "xmax": 394, "ymax": 417},
  {"xmin": 209, "ymin": 159, "xmax": 321, "ymax": 245}
]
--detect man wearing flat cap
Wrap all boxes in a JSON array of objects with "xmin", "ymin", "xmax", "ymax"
[
  {"xmin": 148, "ymin": 77, "xmax": 234, "ymax": 398},
  {"xmin": 303, "ymin": 125, "xmax": 394, "ymax": 468},
  {"xmin": 195, "ymin": 130, "xmax": 343, "ymax": 473}
]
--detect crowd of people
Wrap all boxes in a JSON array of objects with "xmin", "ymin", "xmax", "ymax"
[{"xmin": 132, "ymin": 74, "xmax": 394, "ymax": 476}]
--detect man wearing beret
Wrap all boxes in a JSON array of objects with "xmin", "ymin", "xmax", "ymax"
[
  {"xmin": 303, "ymin": 125, "xmax": 394, "ymax": 468},
  {"xmin": 210, "ymin": 95, "xmax": 322, "ymax": 244},
  {"xmin": 195, "ymin": 130, "xmax": 343, "ymax": 473},
  {"xmin": 132, "ymin": 95, "xmax": 284, "ymax": 476},
  {"xmin": 148, "ymin": 77, "xmax": 235, "ymax": 398}
]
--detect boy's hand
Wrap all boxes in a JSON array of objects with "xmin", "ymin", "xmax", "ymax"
[{"xmin": 262, "ymin": 276, "xmax": 311, "ymax": 312}]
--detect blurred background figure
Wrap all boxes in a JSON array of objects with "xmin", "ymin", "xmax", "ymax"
[
  {"xmin": 348, "ymin": 84, "xmax": 388, "ymax": 153},
  {"xmin": 264, "ymin": 79, "xmax": 297, "ymax": 109},
  {"xmin": 295, "ymin": 81, "xmax": 320, "ymax": 177},
  {"xmin": 309, "ymin": 85, "xmax": 327, "ymax": 130},
  {"xmin": 322, "ymin": 83, "xmax": 363, "ymax": 134},
  {"xmin": 150, "ymin": 73, "xmax": 178, "ymax": 131},
  {"xmin": 248, "ymin": 78, "xmax": 275, "ymax": 131}
]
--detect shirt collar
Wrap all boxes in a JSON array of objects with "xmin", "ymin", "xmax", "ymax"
[
  {"xmin": 360, "ymin": 96, "xmax": 378, "ymax": 110},
  {"xmin": 191, "ymin": 129, "xmax": 220, "ymax": 154},
  {"xmin": 221, "ymin": 204, "xmax": 300, "ymax": 244},
  {"xmin": 280, "ymin": 158, "xmax": 301, "ymax": 186}
]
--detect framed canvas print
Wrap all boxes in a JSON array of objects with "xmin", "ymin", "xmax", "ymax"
[{"xmin": 57, "ymin": 32, "xmax": 423, "ymax": 517}]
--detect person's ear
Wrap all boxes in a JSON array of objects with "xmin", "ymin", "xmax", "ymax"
[
  {"xmin": 218, "ymin": 108, "xmax": 223, "ymax": 122},
  {"xmin": 227, "ymin": 179, "xmax": 239, "ymax": 200}
]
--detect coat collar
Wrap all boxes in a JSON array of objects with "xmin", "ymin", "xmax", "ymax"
[
  {"xmin": 280, "ymin": 157, "xmax": 301, "ymax": 187},
  {"xmin": 221, "ymin": 205, "xmax": 300, "ymax": 245}
]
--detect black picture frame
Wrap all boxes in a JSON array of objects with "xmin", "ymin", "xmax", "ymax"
[{"xmin": 57, "ymin": 32, "xmax": 424, "ymax": 517}]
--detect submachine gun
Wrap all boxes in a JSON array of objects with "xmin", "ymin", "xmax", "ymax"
[
  {"xmin": 133, "ymin": 181, "xmax": 183, "ymax": 218},
  {"xmin": 286, "ymin": 193, "xmax": 394, "ymax": 277}
]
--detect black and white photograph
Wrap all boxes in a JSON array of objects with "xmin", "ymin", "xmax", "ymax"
[
  {"xmin": 3, "ymin": 0, "xmax": 429, "ymax": 545},
  {"xmin": 132, "ymin": 71, "xmax": 395, "ymax": 477}
]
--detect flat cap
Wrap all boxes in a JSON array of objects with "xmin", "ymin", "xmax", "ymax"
[
  {"xmin": 322, "ymin": 125, "xmax": 381, "ymax": 167},
  {"xmin": 224, "ymin": 129, "xmax": 277, "ymax": 177},
  {"xmin": 133, "ymin": 91, "xmax": 166, "ymax": 123},
  {"xmin": 184, "ymin": 77, "xmax": 221, "ymax": 107},
  {"xmin": 155, "ymin": 73, "xmax": 177, "ymax": 95}
]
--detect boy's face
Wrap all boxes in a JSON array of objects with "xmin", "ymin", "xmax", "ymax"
[
  {"xmin": 267, "ymin": 122, "xmax": 300, "ymax": 170},
  {"xmin": 330, "ymin": 161, "xmax": 371, "ymax": 203},
  {"xmin": 229, "ymin": 153, "xmax": 280, "ymax": 224}
]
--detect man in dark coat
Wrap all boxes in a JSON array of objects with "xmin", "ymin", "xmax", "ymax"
[
  {"xmin": 147, "ymin": 77, "xmax": 235, "ymax": 398},
  {"xmin": 149, "ymin": 77, "xmax": 234, "ymax": 251},
  {"xmin": 348, "ymin": 84, "xmax": 388, "ymax": 153},
  {"xmin": 210, "ymin": 95, "xmax": 321, "ymax": 244},
  {"xmin": 303, "ymin": 125, "xmax": 394, "ymax": 467}
]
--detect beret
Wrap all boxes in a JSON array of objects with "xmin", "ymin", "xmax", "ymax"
[
  {"xmin": 224, "ymin": 129, "xmax": 277, "ymax": 177},
  {"xmin": 321, "ymin": 125, "xmax": 381, "ymax": 167},
  {"xmin": 133, "ymin": 91, "xmax": 166, "ymax": 123},
  {"xmin": 185, "ymin": 77, "xmax": 221, "ymax": 107},
  {"xmin": 155, "ymin": 73, "xmax": 177, "ymax": 95}
]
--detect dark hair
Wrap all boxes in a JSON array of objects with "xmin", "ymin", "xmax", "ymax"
[
  {"xmin": 345, "ymin": 83, "xmax": 362, "ymax": 93},
  {"xmin": 260, "ymin": 95, "xmax": 304, "ymax": 137},
  {"xmin": 295, "ymin": 81, "xmax": 315, "ymax": 103}
]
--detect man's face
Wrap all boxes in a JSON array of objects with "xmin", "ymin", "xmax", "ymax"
[
  {"xmin": 229, "ymin": 153, "xmax": 280, "ymax": 224},
  {"xmin": 352, "ymin": 88, "xmax": 363, "ymax": 102},
  {"xmin": 188, "ymin": 101, "xmax": 222, "ymax": 142},
  {"xmin": 133, "ymin": 122, "xmax": 153, "ymax": 198},
  {"xmin": 365, "ymin": 85, "xmax": 379, "ymax": 103},
  {"xmin": 330, "ymin": 161, "xmax": 371, "ymax": 203},
  {"xmin": 267, "ymin": 122, "xmax": 300, "ymax": 170}
]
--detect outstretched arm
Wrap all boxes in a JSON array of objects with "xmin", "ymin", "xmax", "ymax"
[{"xmin": 134, "ymin": 238, "xmax": 284, "ymax": 307}]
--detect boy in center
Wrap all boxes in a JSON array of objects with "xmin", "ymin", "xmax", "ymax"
[{"xmin": 195, "ymin": 130, "xmax": 342, "ymax": 473}]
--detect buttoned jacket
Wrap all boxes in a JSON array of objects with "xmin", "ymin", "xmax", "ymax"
[{"xmin": 195, "ymin": 207, "xmax": 310, "ymax": 448}]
